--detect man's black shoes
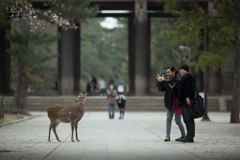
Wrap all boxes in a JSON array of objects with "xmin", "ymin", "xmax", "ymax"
[{"xmin": 180, "ymin": 137, "xmax": 194, "ymax": 143}]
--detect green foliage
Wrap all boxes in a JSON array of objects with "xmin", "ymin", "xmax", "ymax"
[
  {"xmin": 7, "ymin": 17, "xmax": 182, "ymax": 91},
  {"xmin": 49, "ymin": 0, "xmax": 98, "ymax": 23},
  {"xmin": 150, "ymin": 18, "xmax": 182, "ymax": 88},
  {"xmin": 6, "ymin": 29, "xmax": 59, "ymax": 67},
  {"xmin": 6, "ymin": 27, "xmax": 59, "ymax": 87},
  {"xmin": 0, "ymin": 4, "xmax": 11, "ymax": 25},
  {"xmin": 81, "ymin": 18, "xmax": 128, "ymax": 84},
  {"xmin": 6, "ymin": 29, "xmax": 59, "ymax": 46},
  {"xmin": 79, "ymin": 17, "xmax": 181, "ymax": 89},
  {"xmin": 157, "ymin": 0, "xmax": 240, "ymax": 72}
]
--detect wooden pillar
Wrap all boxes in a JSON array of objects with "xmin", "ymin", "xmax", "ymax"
[
  {"xmin": 0, "ymin": 24, "xmax": 11, "ymax": 95},
  {"xmin": 58, "ymin": 23, "xmax": 80, "ymax": 95},
  {"xmin": 59, "ymin": 27, "xmax": 75, "ymax": 95},
  {"xmin": 134, "ymin": 0, "xmax": 150, "ymax": 95},
  {"xmin": 128, "ymin": 15, "xmax": 135, "ymax": 95},
  {"xmin": 57, "ymin": 26, "xmax": 62, "ymax": 94},
  {"xmin": 74, "ymin": 21, "xmax": 81, "ymax": 94},
  {"xmin": 147, "ymin": 15, "xmax": 151, "ymax": 91}
]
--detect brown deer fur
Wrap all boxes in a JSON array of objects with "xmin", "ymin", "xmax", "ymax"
[{"xmin": 47, "ymin": 92, "xmax": 89, "ymax": 142}]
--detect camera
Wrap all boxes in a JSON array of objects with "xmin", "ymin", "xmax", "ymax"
[
  {"xmin": 163, "ymin": 78, "xmax": 174, "ymax": 85},
  {"xmin": 156, "ymin": 72, "xmax": 163, "ymax": 77}
]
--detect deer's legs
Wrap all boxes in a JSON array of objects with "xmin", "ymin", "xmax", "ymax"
[
  {"xmin": 75, "ymin": 121, "xmax": 80, "ymax": 141},
  {"xmin": 48, "ymin": 121, "xmax": 57, "ymax": 142},
  {"xmin": 52, "ymin": 121, "xmax": 61, "ymax": 142},
  {"xmin": 70, "ymin": 121, "xmax": 75, "ymax": 142}
]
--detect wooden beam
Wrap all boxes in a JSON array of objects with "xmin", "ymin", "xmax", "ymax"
[
  {"xmin": 148, "ymin": 12, "xmax": 174, "ymax": 17},
  {"xmin": 96, "ymin": 13, "xmax": 132, "ymax": 17},
  {"xmin": 89, "ymin": 2, "xmax": 134, "ymax": 10},
  {"xmin": 34, "ymin": 0, "xmax": 208, "ymax": 2},
  {"xmin": 96, "ymin": 12, "xmax": 174, "ymax": 18},
  {"xmin": 90, "ymin": 0, "xmax": 207, "ymax": 2}
]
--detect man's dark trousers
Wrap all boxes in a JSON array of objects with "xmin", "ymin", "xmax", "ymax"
[{"xmin": 181, "ymin": 104, "xmax": 195, "ymax": 139}]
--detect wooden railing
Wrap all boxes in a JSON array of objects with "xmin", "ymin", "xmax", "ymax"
[
  {"xmin": 221, "ymin": 72, "xmax": 234, "ymax": 95},
  {"xmin": 0, "ymin": 97, "xmax": 5, "ymax": 119}
]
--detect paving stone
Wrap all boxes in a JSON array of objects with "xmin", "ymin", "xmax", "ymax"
[{"xmin": 0, "ymin": 111, "xmax": 240, "ymax": 160}]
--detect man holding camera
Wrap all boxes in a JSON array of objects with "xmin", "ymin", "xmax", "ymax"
[{"xmin": 175, "ymin": 64, "xmax": 196, "ymax": 143}]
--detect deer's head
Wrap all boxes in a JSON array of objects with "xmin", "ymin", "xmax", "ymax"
[{"xmin": 75, "ymin": 92, "xmax": 89, "ymax": 103}]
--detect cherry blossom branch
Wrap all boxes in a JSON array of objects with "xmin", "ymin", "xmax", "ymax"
[{"xmin": 1, "ymin": 0, "xmax": 79, "ymax": 32}]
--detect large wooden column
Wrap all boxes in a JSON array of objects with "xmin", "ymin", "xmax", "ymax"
[
  {"xmin": 58, "ymin": 23, "xmax": 80, "ymax": 95},
  {"xmin": 0, "ymin": 24, "xmax": 11, "ymax": 95},
  {"xmin": 74, "ymin": 22, "xmax": 81, "ymax": 94},
  {"xmin": 128, "ymin": 15, "xmax": 135, "ymax": 95},
  {"xmin": 134, "ymin": 0, "xmax": 150, "ymax": 95}
]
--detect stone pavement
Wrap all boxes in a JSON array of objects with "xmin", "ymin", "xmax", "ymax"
[{"xmin": 0, "ymin": 111, "xmax": 239, "ymax": 160}]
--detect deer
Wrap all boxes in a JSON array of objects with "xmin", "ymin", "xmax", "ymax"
[{"xmin": 47, "ymin": 92, "xmax": 89, "ymax": 142}]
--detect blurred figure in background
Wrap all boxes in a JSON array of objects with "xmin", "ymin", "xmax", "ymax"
[
  {"xmin": 109, "ymin": 77, "xmax": 114, "ymax": 86},
  {"xmin": 107, "ymin": 84, "xmax": 117, "ymax": 119},
  {"xmin": 99, "ymin": 76, "xmax": 106, "ymax": 96},
  {"xmin": 91, "ymin": 76, "xmax": 97, "ymax": 92},
  {"xmin": 86, "ymin": 81, "xmax": 91, "ymax": 95},
  {"xmin": 54, "ymin": 81, "xmax": 58, "ymax": 90},
  {"xmin": 114, "ymin": 75, "xmax": 119, "ymax": 92},
  {"xmin": 116, "ymin": 94, "xmax": 126, "ymax": 119}
]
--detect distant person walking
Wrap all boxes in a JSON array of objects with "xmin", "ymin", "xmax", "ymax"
[
  {"xmin": 99, "ymin": 76, "xmax": 106, "ymax": 96},
  {"xmin": 54, "ymin": 81, "xmax": 58, "ymax": 90},
  {"xmin": 116, "ymin": 94, "xmax": 126, "ymax": 119},
  {"xmin": 156, "ymin": 66, "xmax": 186, "ymax": 142},
  {"xmin": 176, "ymin": 64, "xmax": 196, "ymax": 143},
  {"xmin": 86, "ymin": 81, "xmax": 91, "ymax": 95},
  {"xmin": 114, "ymin": 75, "xmax": 119, "ymax": 92},
  {"xmin": 107, "ymin": 84, "xmax": 117, "ymax": 119},
  {"xmin": 91, "ymin": 76, "xmax": 97, "ymax": 92},
  {"xmin": 109, "ymin": 77, "xmax": 114, "ymax": 86}
]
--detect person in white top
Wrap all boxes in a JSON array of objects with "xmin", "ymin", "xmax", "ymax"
[{"xmin": 99, "ymin": 76, "xmax": 106, "ymax": 96}]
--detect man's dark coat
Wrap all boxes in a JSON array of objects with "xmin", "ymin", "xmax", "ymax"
[{"xmin": 175, "ymin": 73, "xmax": 196, "ymax": 106}]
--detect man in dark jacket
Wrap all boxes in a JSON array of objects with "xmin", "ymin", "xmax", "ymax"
[{"xmin": 177, "ymin": 64, "xmax": 196, "ymax": 143}]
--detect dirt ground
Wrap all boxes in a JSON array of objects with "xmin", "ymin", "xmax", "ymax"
[{"xmin": 0, "ymin": 113, "xmax": 32, "ymax": 125}]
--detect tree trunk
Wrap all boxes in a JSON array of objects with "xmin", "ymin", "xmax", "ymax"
[
  {"xmin": 230, "ymin": 51, "xmax": 240, "ymax": 123},
  {"xmin": 230, "ymin": 0, "xmax": 240, "ymax": 123},
  {"xmin": 0, "ymin": 23, "xmax": 11, "ymax": 95},
  {"xmin": 12, "ymin": 14, "xmax": 29, "ymax": 111},
  {"xmin": 12, "ymin": 60, "xmax": 28, "ymax": 110}
]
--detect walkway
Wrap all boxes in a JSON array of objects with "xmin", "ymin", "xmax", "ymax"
[{"xmin": 0, "ymin": 112, "xmax": 239, "ymax": 160}]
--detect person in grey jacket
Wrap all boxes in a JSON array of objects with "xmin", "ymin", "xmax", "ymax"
[
  {"xmin": 107, "ymin": 84, "xmax": 117, "ymax": 119},
  {"xmin": 156, "ymin": 66, "xmax": 186, "ymax": 142}
]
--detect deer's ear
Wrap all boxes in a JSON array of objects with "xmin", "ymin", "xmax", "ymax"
[{"xmin": 85, "ymin": 92, "xmax": 89, "ymax": 96}]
